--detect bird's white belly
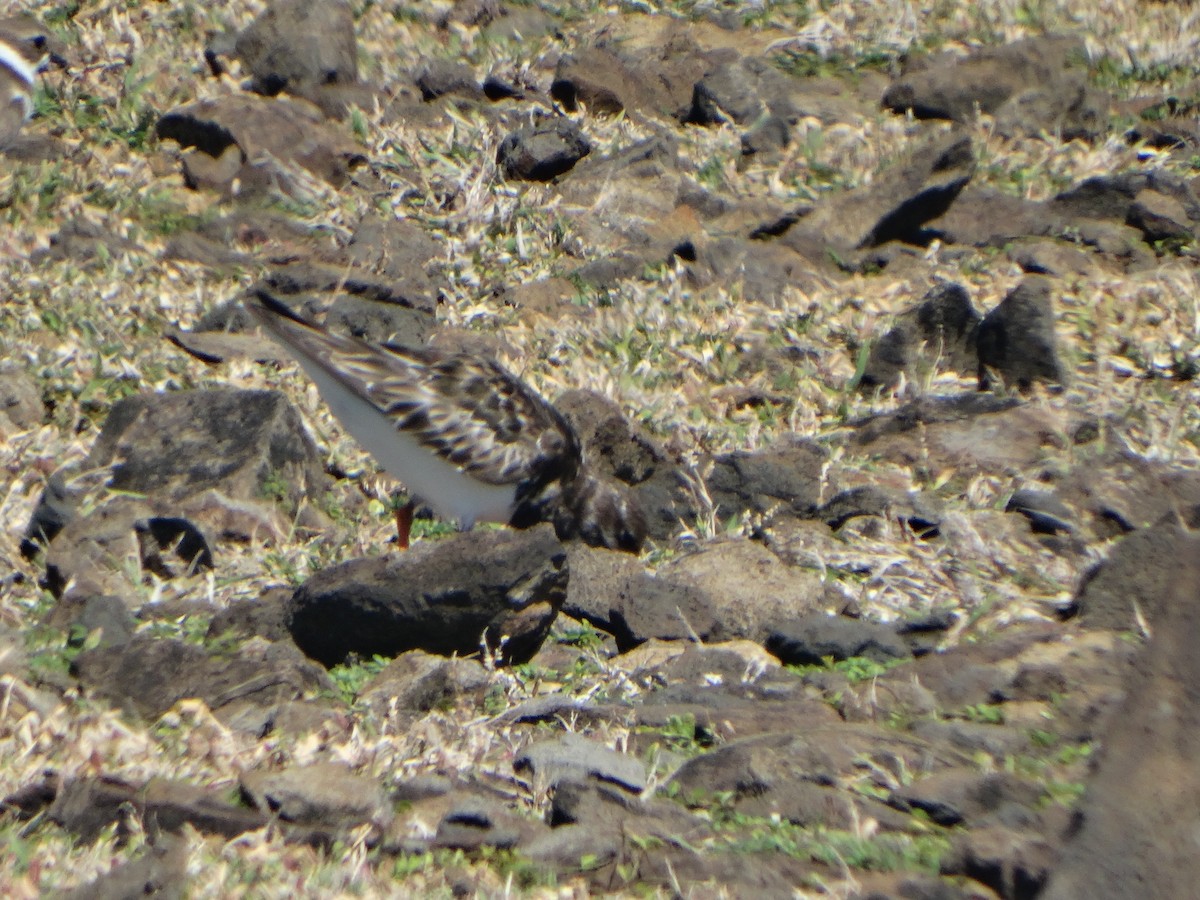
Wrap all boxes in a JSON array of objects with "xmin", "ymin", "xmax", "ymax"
[{"xmin": 298, "ymin": 359, "xmax": 518, "ymax": 528}]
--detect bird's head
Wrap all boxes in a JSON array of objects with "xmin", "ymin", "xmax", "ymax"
[{"xmin": 556, "ymin": 469, "xmax": 647, "ymax": 554}]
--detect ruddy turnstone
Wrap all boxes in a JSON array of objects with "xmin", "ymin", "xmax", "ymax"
[
  {"xmin": 246, "ymin": 291, "xmax": 647, "ymax": 553},
  {"xmin": 0, "ymin": 16, "xmax": 62, "ymax": 147}
]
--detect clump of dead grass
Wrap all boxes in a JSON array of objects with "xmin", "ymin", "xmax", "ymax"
[{"xmin": 2, "ymin": 0, "xmax": 1200, "ymax": 894}]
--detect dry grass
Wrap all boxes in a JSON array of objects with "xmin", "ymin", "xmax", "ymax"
[{"xmin": 1, "ymin": 0, "xmax": 1199, "ymax": 895}]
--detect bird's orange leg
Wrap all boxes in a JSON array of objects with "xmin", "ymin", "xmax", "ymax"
[{"xmin": 393, "ymin": 498, "xmax": 414, "ymax": 549}]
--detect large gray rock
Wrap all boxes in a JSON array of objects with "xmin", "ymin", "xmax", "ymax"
[
  {"xmin": 765, "ymin": 613, "xmax": 913, "ymax": 666},
  {"xmin": 859, "ymin": 282, "xmax": 981, "ymax": 392},
  {"xmin": 563, "ymin": 543, "xmax": 718, "ymax": 651},
  {"xmin": 1072, "ymin": 509, "xmax": 1200, "ymax": 630},
  {"xmin": 497, "ymin": 120, "xmax": 591, "ymax": 182},
  {"xmin": 234, "ymin": 0, "xmax": 358, "ymax": 98},
  {"xmin": 514, "ymin": 732, "xmax": 648, "ymax": 794},
  {"xmin": 155, "ymin": 95, "xmax": 364, "ymax": 195},
  {"xmin": 882, "ymin": 35, "xmax": 1096, "ymax": 129},
  {"xmin": 659, "ymin": 539, "xmax": 823, "ymax": 642},
  {"xmin": 1043, "ymin": 541, "xmax": 1200, "ymax": 899},
  {"xmin": 71, "ymin": 633, "xmax": 329, "ymax": 720},
  {"xmin": 976, "ymin": 276, "xmax": 1067, "ymax": 390},
  {"xmin": 240, "ymin": 762, "xmax": 392, "ymax": 830},
  {"xmin": 287, "ymin": 524, "xmax": 567, "ymax": 666},
  {"xmin": 87, "ymin": 388, "xmax": 328, "ymax": 508},
  {"xmin": 777, "ymin": 132, "xmax": 974, "ymax": 256}
]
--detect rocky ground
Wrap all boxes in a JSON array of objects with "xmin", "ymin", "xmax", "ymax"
[{"xmin": 2, "ymin": 0, "xmax": 1200, "ymax": 896}]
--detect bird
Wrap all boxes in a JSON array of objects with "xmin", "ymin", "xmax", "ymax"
[
  {"xmin": 0, "ymin": 16, "xmax": 64, "ymax": 148},
  {"xmin": 245, "ymin": 290, "xmax": 647, "ymax": 553}
]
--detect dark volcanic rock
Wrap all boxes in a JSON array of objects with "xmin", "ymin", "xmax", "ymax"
[
  {"xmin": 326, "ymin": 294, "xmax": 435, "ymax": 347},
  {"xmin": 1043, "ymin": 542, "xmax": 1200, "ymax": 899},
  {"xmin": 207, "ymin": 590, "xmax": 292, "ymax": 643},
  {"xmin": 528, "ymin": 779, "xmax": 715, "ymax": 887},
  {"xmin": 697, "ymin": 237, "xmax": 822, "ymax": 304},
  {"xmin": 994, "ymin": 76, "xmax": 1108, "ymax": 142},
  {"xmin": 134, "ymin": 516, "xmax": 215, "ymax": 579},
  {"xmin": 39, "ymin": 391, "xmax": 329, "ymax": 586},
  {"xmin": 1009, "ymin": 238, "xmax": 1101, "ymax": 277},
  {"xmin": 545, "ymin": 779, "xmax": 697, "ymax": 833},
  {"xmin": 514, "ymin": 732, "xmax": 648, "ymax": 794},
  {"xmin": 29, "ymin": 220, "xmax": 142, "ymax": 268},
  {"xmin": 162, "ymin": 229, "xmax": 256, "ymax": 271},
  {"xmin": 240, "ymin": 762, "xmax": 392, "ymax": 830},
  {"xmin": 551, "ymin": 390, "xmax": 679, "ymax": 544},
  {"xmin": 631, "ymin": 685, "xmax": 842, "ymax": 746},
  {"xmin": 358, "ymin": 651, "xmax": 490, "ymax": 714},
  {"xmin": 1053, "ymin": 450, "xmax": 1200, "ymax": 540},
  {"xmin": 850, "ymin": 394, "xmax": 1073, "ymax": 477},
  {"xmin": 1127, "ymin": 115, "xmax": 1200, "ymax": 153},
  {"xmin": 346, "ymin": 213, "xmax": 442, "ymax": 295},
  {"xmin": 233, "ymin": 0, "xmax": 358, "ymax": 98},
  {"xmin": 765, "ymin": 614, "xmax": 913, "ymax": 666},
  {"xmin": 704, "ymin": 435, "xmax": 827, "ymax": 520},
  {"xmin": 910, "ymin": 719, "xmax": 1031, "ymax": 760},
  {"xmin": 0, "ymin": 362, "xmax": 43, "ymax": 430},
  {"xmin": 553, "ymin": 390, "xmax": 666, "ymax": 486},
  {"xmin": 497, "ymin": 120, "xmax": 591, "ymax": 182},
  {"xmin": 659, "ymin": 539, "xmax": 823, "ymax": 642},
  {"xmin": 253, "ymin": 260, "xmax": 438, "ymax": 312},
  {"xmin": 428, "ymin": 793, "xmax": 539, "ymax": 852},
  {"xmin": 627, "ymin": 463, "xmax": 692, "ymax": 542},
  {"xmin": 42, "ymin": 495, "xmax": 154, "ymax": 598},
  {"xmin": 740, "ymin": 114, "xmax": 791, "ymax": 157},
  {"xmin": 942, "ymin": 825, "xmax": 1057, "ymax": 899},
  {"xmin": 71, "ymin": 633, "xmax": 329, "ymax": 720},
  {"xmin": 44, "ymin": 593, "xmax": 134, "ymax": 650},
  {"xmin": 689, "ymin": 58, "xmax": 770, "ymax": 126},
  {"xmin": 61, "ymin": 834, "xmax": 188, "ymax": 900},
  {"xmin": 817, "ymin": 485, "xmax": 943, "ymax": 536},
  {"xmin": 287, "ymin": 524, "xmax": 567, "ymax": 666},
  {"xmin": 930, "ymin": 186, "xmax": 1054, "ymax": 248},
  {"xmin": 1125, "ymin": 188, "xmax": 1195, "ymax": 245},
  {"xmin": 414, "ymin": 59, "xmax": 482, "ymax": 102},
  {"xmin": 21, "ymin": 470, "xmax": 80, "ymax": 559},
  {"xmin": 688, "ymin": 57, "xmax": 804, "ymax": 126},
  {"xmin": 669, "ymin": 726, "xmax": 965, "ymax": 819},
  {"xmin": 551, "ymin": 47, "xmax": 645, "ymax": 116},
  {"xmin": 553, "ymin": 398, "xmax": 677, "ymax": 542},
  {"xmin": 86, "ymin": 388, "xmax": 328, "ymax": 510},
  {"xmin": 889, "ymin": 769, "xmax": 1045, "ymax": 827},
  {"xmin": 976, "ymin": 276, "xmax": 1066, "ymax": 390},
  {"xmin": 551, "ymin": 40, "xmax": 710, "ymax": 119},
  {"xmin": 563, "ymin": 543, "xmax": 719, "ymax": 651},
  {"xmin": 43, "ymin": 777, "xmax": 360, "ymax": 854},
  {"xmin": 156, "ymin": 95, "xmax": 364, "ymax": 194},
  {"xmin": 778, "ymin": 132, "xmax": 975, "ymax": 257},
  {"xmin": 47, "ymin": 776, "xmax": 270, "ymax": 843},
  {"xmin": 859, "ymin": 282, "xmax": 982, "ymax": 391},
  {"xmin": 1049, "ymin": 171, "xmax": 1200, "ymax": 228},
  {"xmin": 1071, "ymin": 511, "xmax": 1198, "ymax": 630},
  {"xmin": 1005, "ymin": 489, "xmax": 1075, "ymax": 535},
  {"xmin": 883, "ymin": 35, "xmax": 1090, "ymax": 123}
]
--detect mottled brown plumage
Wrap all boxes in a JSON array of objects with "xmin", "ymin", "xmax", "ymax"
[
  {"xmin": 0, "ymin": 16, "xmax": 66, "ymax": 147},
  {"xmin": 247, "ymin": 291, "xmax": 646, "ymax": 552}
]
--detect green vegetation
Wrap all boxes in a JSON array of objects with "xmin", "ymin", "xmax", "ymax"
[
  {"xmin": 1, "ymin": 0, "xmax": 1197, "ymax": 895},
  {"xmin": 326, "ymin": 654, "xmax": 391, "ymax": 705},
  {"xmin": 716, "ymin": 816, "xmax": 950, "ymax": 873},
  {"xmin": 787, "ymin": 654, "xmax": 909, "ymax": 683}
]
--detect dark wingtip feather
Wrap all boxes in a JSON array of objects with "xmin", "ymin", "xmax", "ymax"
[{"xmin": 247, "ymin": 289, "xmax": 313, "ymax": 327}]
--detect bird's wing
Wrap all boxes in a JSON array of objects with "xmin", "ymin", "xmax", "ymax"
[{"xmin": 247, "ymin": 291, "xmax": 578, "ymax": 487}]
